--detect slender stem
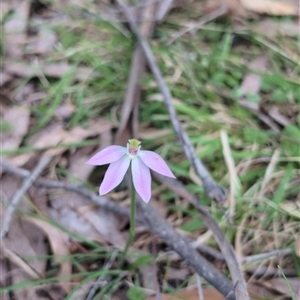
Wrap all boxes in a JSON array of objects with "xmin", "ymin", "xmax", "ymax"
[{"xmin": 120, "ymin": 175, "xmax": 136, "ymax": 265}]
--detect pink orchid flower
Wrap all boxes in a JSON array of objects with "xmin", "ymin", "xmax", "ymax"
[{"xmin": 86, "ymin": 139, "xmax": 175, "ymax": 203}]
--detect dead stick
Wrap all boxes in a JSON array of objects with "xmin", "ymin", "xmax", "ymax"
[
  {"xmin": 116, "ymin": 0, "xmax": 227, "ymax": 204},
  {"xmin": 241, "ymin": 248, "xmax": 292, "ymax": 264},
  {"xmin": 0, "ymin": 160, "xmax": 145, "ymax": 225},
  {"xmin": 1, "ymin": 160, "xmax": 235, "ymax": 299},
  {"xmin": 156, "ymin": 0, "xmax": 174, "ymax": 21},
  {"xmin": 137, "ymin": 198, "xmax": 236, "ymax": 299},
  {"xmin": 116, "ymin": 1, "xmax": 156, "ymax": 143},
  {"xmin": 0, "ymin": 155, "xmax": 52, "ymax": 240}
]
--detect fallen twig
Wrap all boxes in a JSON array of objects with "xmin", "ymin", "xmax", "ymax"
[
  {"xmin": 241, "ymin": 248, "xmax": 292, "ymax": 264},
  {"xmin": 246, "ymin": 265, "xmax": 297, "ymax": 278},
  {"xmin": 117, "ymin": 0, "xmax": 227, "ymax": 204},
  {"xmin": 137, "ymin": 198, "xmax": 236, "ymax": 299},
  {"xmin": 156, "ymin": 0, "xmax": 174, "ymax": 21},
  {"xmin": 162, "ymin": 244, "xmax": 293, "ymax": 266},
  {"xmin": 239, "ymin": 99, "xmax": 280, "ymax": 133},
  {"xmin": 191, "ymin": 245, "xmax": 292, "ymax": 266},
  {"xmin": 116, "ymin": 1, "xmax": 156, "ymax": 144},
  {"xmin": 196, "ymin": 275, "xmax": 204, "ymax": 300},
  {"xmin": 0, "ymin": 155, "xmax": 52, "ymax": 240},
  {"xmin": 0, "ymin": 160, "xmax": 145, "ymax": 225},
  {"xmin": 1, "ymin": 160, "xmax": 235, "ymax": 299}
]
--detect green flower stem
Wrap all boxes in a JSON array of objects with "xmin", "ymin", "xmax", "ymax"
[{"xmin": 120, "ymin": 176, "xmax": 136, "ymax": 265}]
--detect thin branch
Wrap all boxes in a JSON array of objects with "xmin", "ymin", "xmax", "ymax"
[
  {"xmin": 246, "ymin": 265, "xmax": 297, "ymax": 278},
  {"xmin": 116, "ymin": 0, "xmax": 156, "ymax": 144},
  {"xmin": 162, "ymin": 245, "xmax": 293, "ymax": 266},
  {"xmin": 0, "ymin": 155, "xmax": 52, "ymax": 240},
  {"xmin": 241, "ymin": 248, "xmax": 292, "ymax": 264},
  {"xmin": 156, "ymin": 0, "xmax": 174, "ymax": 21},
  {"xmin": 2, "ymin": 160, "xmax": 235, "ymax": 299},
  {"xmin": 0, "ymin": 160, "xmax": 145, "ymax": 225},
  {"xmin": 194, "ymin": 244, "xmax": 225, "ymax": 261},
  {"xmin": 137, "ymin": 198, "xmax": 236, "ymax": 300},
  {"xmin": 239, "ymin": 99, "xmax": 280, "ymax": 133},
  {"xmin": 116, "ymin": 0, "xmax": 227, "ymax": 204},
  {"xmin": 195, "ymin": 245, "xmax": 293, "ymax": 265},
  {"xmin": 196, "ymin": 275, "xmax": 204, "ymax": 300}
]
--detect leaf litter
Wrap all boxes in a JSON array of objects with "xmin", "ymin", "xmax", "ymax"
[
  {"xmin": 0, "ymin": 104, "xmax": 30, "ymax": 151},
  {"xmin": 0, "ymin": 0, "xmax": 299, "ymax": 299}
]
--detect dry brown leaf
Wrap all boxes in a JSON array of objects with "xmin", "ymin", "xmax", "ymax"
[
  {"xmin": 138, "ymin": 127, "xmax": 172, "ymax": 140},
  {"xmin": 5, "ymin": 122, "xmax": 65, "ymax": 167},
  {"xmin": 55, "ymin": 103, "xmax": 76, "ymax": 120},
  {"xmin": 4, "ymin": 0, "xmax": 31, "ymax": 57},
  {"xmin": 280, "ymin": 200, "xmax": 300, "ymax": 219},
  {"xmin": 0, "ymin": 174, "xmax": 22, "ymax": 204},
  {"xmin": 251, "ymin": 19, "xmax": 300, "ymax": 38},
  {"xmin": 0, "ymin": 71, "xmax": 12, "ymax": 86},
  {"xmin": 2, "ymin": 245, "xmax": 41, "ymax": 279},
  {"xmin": 13, "ymin": 82, "xmax": 36, "ymax": 103},
  {"xmin": 47, "ymin": 191, "xmax": 126, "ymax": 247},
  {"xmin": 68, "ymin": 130, "xmax": 112, "ymax": 181},
  {"xmin": 5, "ymin": 62, "xmax": 96, "ymax": 81},
  {"xmin": 1, "ymin": 104, "xmax": 30, "ymax": 150},
  {"xmin": 238, "ymin": 56, "xmax": 281, "ymax": 131},
  {"xmin": 24, "ymin": 216, "xmax": 72, "ymax": 293},
  {"xmin": 4, "ymin": 0, "xmax": 29, "ymax": 34},
  {"xmin": 239, "ymin": 0, "xmax": 299, "ymax": 15},
  {"xmin": 149, "ymin": 197, "xmax": 169, "ymax": 220},
  {"xmin": 0, "ymin": 177, "xmax": 68, "ymax": 298},
  {"xmin": 240, "ymin": 56, "xmax": 268, "ymax": 96},
  {"xmin": 205, "ymin": 0, "xmax": 247, "ymax": 17},
  {"xmin": 68, "ymin": 147, "xmax": 95, "ymax": 181},
  {"xmin": 5, "ymin": 119, "xmax": 112, "ymax": 167},
  {"xmin": 262, "ymin": 277, "xmax": 300, "ymax": 297},
  {"xmin": 26, "ymin": 27, "xmax": 57, "ymax": 55},
  {"xmin": 1, "ymin": 201, "xmax": 47, "ymax": 279},
  {"xmin": 146, "ymin": 287, "xmax": 225, "ymax": 300},
  {"xmin": 142, "ymin": 264, "xmax": 159, "ymax": 291},
  {"xmin": 166, "ymin": 267, "xmax": 190, "ymax": 282},
  {"xmin": 0, "ymin": 172, "xmax": 48, "ymax": 299},
  {"xmin": 247, "ymin": 282, "xmax": 274, "ymax": 299}
]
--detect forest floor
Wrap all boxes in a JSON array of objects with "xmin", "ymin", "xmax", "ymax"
[{"xmin": 1, "ymin": 0, "xmax": 299, "ymax": 299}]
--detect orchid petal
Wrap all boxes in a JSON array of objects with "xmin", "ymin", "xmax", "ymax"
[
  {"xmin": 99, "ymin": 155, "xmax": 130, "ymax": 195},
  {"xmin": 139, "ymin": 150, "xmax": 175, "ymax": 178},
  {"xmin": 86, "ymin": 146, "xmax": 126, "ymax": 166},
  {"xmin": 132, "ymin": 157, "xmax": 151, "ymax": 203}
]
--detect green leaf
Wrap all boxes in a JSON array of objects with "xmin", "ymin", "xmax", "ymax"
[
  {"xmin": 181, "ymin": 216, "xmax": 204, "ymax": 232},
  {"xmin": 127, "ymin": 286, "xmax": 145, "ymax": 300},
  {"xmin": 244, "ymin": 127, "xmax": 269, "ymax": 144},
  {"xmin": 281, "ymin": 125, "xmax": 300, "ymax": 156}
]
